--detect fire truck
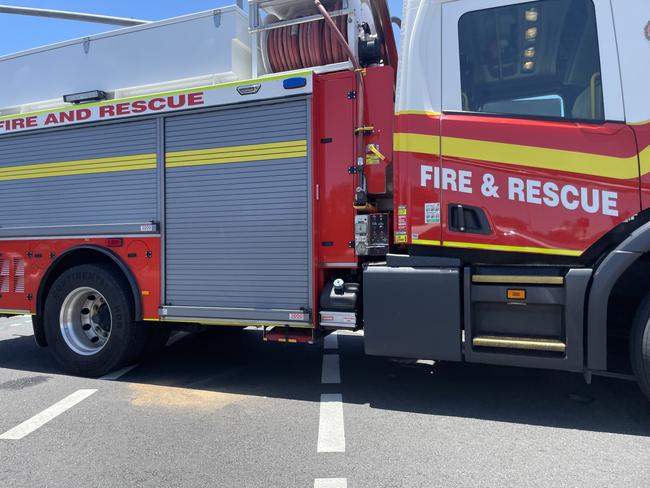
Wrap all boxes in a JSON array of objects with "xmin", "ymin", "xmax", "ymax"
[{"xmin": 1, "ymin": 0, "xmax": 649, "ymax": 398}]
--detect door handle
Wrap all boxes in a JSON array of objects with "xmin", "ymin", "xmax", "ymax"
[{"xmin": 578, "ymin": 123, "xmax": 626, "ymax": 136}]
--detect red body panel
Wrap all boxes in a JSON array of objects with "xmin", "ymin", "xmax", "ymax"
[
  {"xmin": 362, "ymin": 66, "xmax": 395, "ymax": 195},
  {"xmin": 313, "ymin": 71, "xmax": 357, "ymax": 268},
  {"xmin": 0, "ymin": 237, "xmax": 161, "ymax": 319},
  {"xmin": 395, "ymin": 112, "xmax": 643, "ymax": 256}
]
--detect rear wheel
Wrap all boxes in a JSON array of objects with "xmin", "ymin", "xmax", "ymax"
[
  {"xmin": 43, "ymin": 264, "xmax": 149, "ymax": 377},
  {"xmin": 630, "ymin": 293, "xmax": 650, "ymax": 400}
]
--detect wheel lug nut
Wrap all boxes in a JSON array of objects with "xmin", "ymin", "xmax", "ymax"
[
  {"xmin": 82, "ymin": 324, "xmax": 91, "ymax": 331},
  {"xmin": 81, "ymin": 308, "xmax": 90, "ymax": 315}
]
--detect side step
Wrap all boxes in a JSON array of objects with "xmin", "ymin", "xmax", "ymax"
[
  {"xmin": 263, "ymin": 326, "xmax": 315, "ymax": 344},
  {"xmin": 473, "ymin": 335, "xmax": 566, "ymax": 353}
]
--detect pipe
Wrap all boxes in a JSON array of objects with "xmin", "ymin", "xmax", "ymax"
[
  {"xmin": 0, "ymin": 5, "xmax": 150, "ymax": 26},
  {"xmin": 314, "ymin": 0, "xmax": 370, "ymax": 210}
]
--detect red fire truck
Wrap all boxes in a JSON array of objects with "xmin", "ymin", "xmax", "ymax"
[{"xmin": 1, "ymin": 0, "xmax": 650, "ymax": 399}]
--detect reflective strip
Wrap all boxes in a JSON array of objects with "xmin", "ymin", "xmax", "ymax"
[
  {"xmin": 411, "ymin": 238, "xmax": 580, "ymax": 256},
  {"xmin": 443, "ymin": 240, "xmax": 582, "ymax": 257},
  {"xmin": 394, "ymin": 110, "xmax": 441, "ymax": 117},
  {"xmin": 165, "ymin": 140, "xmax": 308, "ymax": 168},
  {"xmin": 0, "ymin": 153, "xmax": 156, "ymax": 181},
  {"xmin": 412, "ymin": 239, "xmax": 442, "ymax": 246},
  {"xmin": 394, "ymin": 133, "xmax": 440, "ymax": 156},
  {"xmin": 394, "ymin": 132, "xmax": 644, "ymax": 180},
  {"xmin": 472, "ymin": 275, "xmax": 565, "ymax": 285}
]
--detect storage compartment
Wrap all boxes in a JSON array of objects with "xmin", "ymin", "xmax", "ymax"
[
  {"xmin": 363, "ymin": 264, "xmax": 461, "ymax": 360},
  {"xmin": 0, "ymin": 7, "xmax": 251, "ymax": 112},
  {"xmin": 471, "ymin": 285, "xmax": 565, "ymax": 339}
]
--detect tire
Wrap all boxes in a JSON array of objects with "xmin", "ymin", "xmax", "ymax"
[
  {"xmin": 43, "ymin": 264, "xmax": 149, "ymax": 377},
  {"xmin": 630, "ymin": 293, "xmax": 650, "ymax": 400}
]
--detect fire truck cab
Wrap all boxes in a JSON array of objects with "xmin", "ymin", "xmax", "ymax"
[{"xmin": 1, "ymin": 0, "xmax": 650, "ymax": 399}]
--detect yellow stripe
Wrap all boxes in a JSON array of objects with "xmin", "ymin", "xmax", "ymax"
[
  {"xmin": 166, "ymin": 140, "xmax": 308, "ymax": 168},
  {"xmin": 0, "ymin": 153, "xmax": 156, "ymax": 181},
  {"xmin": 442, "ymin": 136, "xmax": 639, "ymax": 180},
  {"xmin": 412, "ymin": 239, "xmax": 441, "ymax": 246},
  {"xmin": 443, "ymin": 240, "xmax": 582, "ymax": 256},
  {"xmin": 411, "ymin": 237, "xmax": 579, "ymax": 256},
  {"xmin": 394, "ymin": 133, "xmax": 642, "ymax": 180},
  {"xmin": 394, "ymin": 133, "xmax": 440, "ymax": 156},
  {"xmin": 0, "ymin": 71, "xmax": 313, "ymax": 122},
  {"xmin": 395, "ymin": 110, "xmax": 441, "ymax": 117},
  {"xmin": 0, "ymin": 310, "xmax": 33, "ymax": 315}
]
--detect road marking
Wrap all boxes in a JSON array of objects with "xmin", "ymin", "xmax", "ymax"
[
  {"xmin": 0, "ymin": 389, "xmax": 97, "ymax": 440},
  {"xmin": 324, "ymin": 333, "xmax": 338, "ymax": 350},
  {"xmin": 314, "ymin": 479, "xmax": 347, "ymax": 488},
  {"xmin": 321, "ymin": 354, "xmax": 341, "ymax": 384},
  {"xmin": 317, "ymin": 393, "xmax": 345, "ymax": 453},
  {"xmin": 100, "ymin": 364, "xmax": 139, "ymax": 381}
]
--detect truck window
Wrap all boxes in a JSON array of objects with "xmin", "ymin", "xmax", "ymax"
[{"xmin": 458, "ymin": 0, "xmax": 604, "ymax": 121}]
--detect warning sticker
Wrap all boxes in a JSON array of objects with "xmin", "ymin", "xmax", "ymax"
[
  {"xmin": 398, "ymin": 205, "xmax": 408, "ymax": 216},
  {"xmin": 395, "ymin": 231, "xmax": 408, "ymax": 243},
  {"xmin": 424, "ymin": 203, "xmax": 440, "ymax": 224}
]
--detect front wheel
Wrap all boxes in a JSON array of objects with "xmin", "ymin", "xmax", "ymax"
[
  {"xmin": 43, "ymin": 264, "xmax": 148, "ymax": 377},
  {"xmin": 631, "ymin": 293, "xmax": 650, "ymax": 400}
]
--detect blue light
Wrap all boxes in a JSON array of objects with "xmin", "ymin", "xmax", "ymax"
[{"xmin": 283, "ymin": 77, "xmax": 307, "ymax": 90}]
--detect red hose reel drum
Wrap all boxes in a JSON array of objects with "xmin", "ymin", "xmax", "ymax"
[{"xmin": 266, "ymin": 1, "xmax": 349, "ymax": 73}]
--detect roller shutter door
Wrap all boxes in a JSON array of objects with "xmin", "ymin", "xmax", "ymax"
[
  {"xmin": 0, "ymin": 120, "xmax": 158, "ymax": 232},
  {"xmin": 164, "ymin": 99, "xmax": 311, "ymax": 316}
]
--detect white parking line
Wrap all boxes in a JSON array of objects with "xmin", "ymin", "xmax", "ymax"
[
  {"xmin": 324, "ymin": 333, "xmax": 338, "ymax": 350},
  {"xmin": 0, "ymin": 389, "xmax": 97, "ymax": 440},
  {"xmin": 317, "ymin": 393, "xmax": 345, "ymax": 453},
  {"xmin": 321, "ymin": 354, "xmax": 341, "ymax": 384},
  {"xmin": 314, "ymin": 479, "xmax": 347, "ymax": 488}
]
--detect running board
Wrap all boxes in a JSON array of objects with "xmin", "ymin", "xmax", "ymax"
[{"xmin": 472, "ymin": 335, "xmax": 566, "ymax": 353}]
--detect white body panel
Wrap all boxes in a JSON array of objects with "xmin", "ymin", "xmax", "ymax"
[
  {"xmin": 0, "ymin": 7, "xmax": 251, "ymax": 113},
  {"xmin": 395, "ymin": 0, "xmax": 442, "ymax": 114},
  {"xmin": 612, "ymin": 0, "xmax": 650, "ymax": 124}
]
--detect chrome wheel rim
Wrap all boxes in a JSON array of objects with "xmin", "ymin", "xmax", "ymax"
[{"xmin": 60, "ymin": 287, "xmax": 112, "ymax": 356}]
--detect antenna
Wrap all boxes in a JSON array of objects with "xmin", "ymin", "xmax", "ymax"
[{"xmin": 0, "ymin": 5, "xmax": 150, "ymax": 26}]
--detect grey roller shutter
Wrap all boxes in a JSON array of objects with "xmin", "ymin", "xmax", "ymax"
[
  {"xmin": 0, "ymin": 120, "xmax": 158, "ymax": 232},
  {"xmin": 164, "ymin": 99, "xmax": 311, "ymax": 317}
]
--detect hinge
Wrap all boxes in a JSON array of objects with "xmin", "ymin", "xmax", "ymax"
[
  {"xmin": 146, "ymin": 251, "xmax": 153, "ymax": 259},
  {"xmin": 348, "ymin": 240, "xmax": 356, "ymax": 248},
  {"xmin": 347, "ymin": 91, "xmax": 357, "ymax": 100},
  {"xmin": 348, "ymin": 166, "xmax": 358, "ymax": 174},
  {"xmin": 26, "ymin": 251, "xmax": 33, "ymax": 258}
]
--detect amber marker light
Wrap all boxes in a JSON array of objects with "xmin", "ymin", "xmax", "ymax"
[{"xmin": 507, "ymin": 289, "xmax": 527, "ymax": 301}]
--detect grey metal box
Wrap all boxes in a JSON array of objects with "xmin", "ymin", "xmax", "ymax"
[{"xmin": 363, "ymin": 265, "xmax": 462, "ymax": 361}]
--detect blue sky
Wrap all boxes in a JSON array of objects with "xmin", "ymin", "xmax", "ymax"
[{"xmin": 0, "ymin": 0, "xmax": 403, "ymax": 56}]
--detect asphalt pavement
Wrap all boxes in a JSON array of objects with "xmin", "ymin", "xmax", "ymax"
[{"xmin": 1, "ymin": 315, "xmax": 650, "ymax": 488}]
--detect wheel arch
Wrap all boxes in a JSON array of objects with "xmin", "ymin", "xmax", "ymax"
[
  {"xmin": 34, "ymin": 245, "xmax": 142, "ymax": 347},
  {"xmin": 587, "ymin": 220, "xmax": 650, "ymax": 371}
]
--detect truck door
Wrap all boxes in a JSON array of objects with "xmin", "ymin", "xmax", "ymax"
[{"xmin": 439, "ymin": 0, "xmax": 640, "ymax": 258}]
